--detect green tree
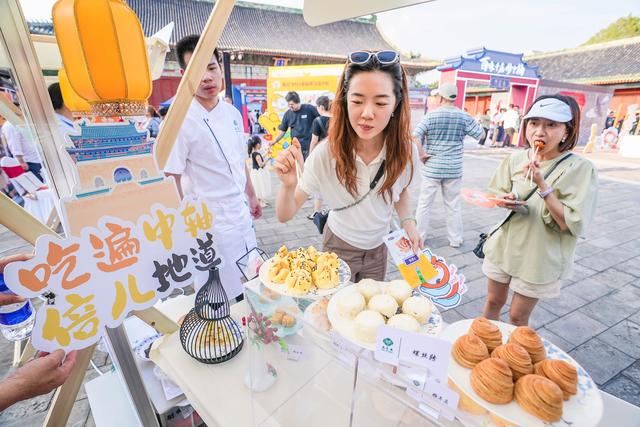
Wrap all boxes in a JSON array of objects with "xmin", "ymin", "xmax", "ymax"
[{"xmin": 583, "ymin": 15, "xmax": 640, "ymax": 45}]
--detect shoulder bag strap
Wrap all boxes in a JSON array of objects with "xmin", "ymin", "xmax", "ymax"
[
  {"xmin": 487, "ymin": 152, "xmax": 573, "ymax": 237},
  {"xmin": 333, "ymin": 160, "xmax": 385, "ymax": 212}
]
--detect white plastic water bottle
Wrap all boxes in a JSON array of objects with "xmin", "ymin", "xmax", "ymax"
[{"xmin": 0, "ymin": 272, "xmax": 35, "ymax": 341}]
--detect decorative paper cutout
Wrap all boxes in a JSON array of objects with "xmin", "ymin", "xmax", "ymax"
[
  {"xmin": 4, "ymin": 197, "xmax": 217, "ymax": 352},
  {"xmin": 461, "ymin": 188, "xmax": 499, "ymax": 208},
  {"xmin": 417, "ymin": 249, "xmax": 467, "ymax": 310}
]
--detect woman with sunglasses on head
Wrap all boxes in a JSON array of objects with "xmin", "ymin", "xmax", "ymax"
[
  {"xmin": 481, "ymin": 94, "xmax": 598, "ymax": 326},
  {"xmin": 274, "ymin": 51, "xmax": 422, "ymax": 282}
]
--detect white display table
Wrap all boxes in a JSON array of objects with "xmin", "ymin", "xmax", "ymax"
[{"xmin": 147, "ymin": 280, "xmax": 640, "ymax": 427}]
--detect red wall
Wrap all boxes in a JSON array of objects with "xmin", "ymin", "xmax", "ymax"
[
  {"xmin": 148, "ymin": 76, "xmax": 181, "ymax": 108},
  {"xmin": 464, "ymin": 95, "xmax": 491, "ymax": 115},
  {"xmin": 610, "ymin": 88, "xmax": 640, "ymax": 117}
]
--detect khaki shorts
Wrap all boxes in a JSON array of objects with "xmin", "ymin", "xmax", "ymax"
[{"xmin": 482, "ymin": 257, "xmax": 561, "ymax": 299}]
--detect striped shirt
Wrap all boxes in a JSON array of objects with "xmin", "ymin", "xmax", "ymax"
[{"xmin": 413, "ymin": 106, "xmax": 484, "ymax": 179}]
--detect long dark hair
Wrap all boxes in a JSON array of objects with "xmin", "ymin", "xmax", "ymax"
[
  {"xmin": 328, "ymin": 53, "xmax": 413, "ymax": 200},
  {"xmin": 523, "ymin": 94, "xmax": 581, "ymax": 152},
  {"xmin": 247, "ymin": 135, "xmax": 261, "ymax": 156}
]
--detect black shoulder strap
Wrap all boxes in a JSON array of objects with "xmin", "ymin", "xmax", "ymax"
[
  {"xmin": 369, "ymin": 160, "xmax": 386, "ymax": 190},
  {"xmin": 333, "ymin": 160, "xmax": 386, "ymax": 212}
]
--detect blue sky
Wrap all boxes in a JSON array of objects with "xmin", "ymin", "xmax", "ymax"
[{"xmin": 22, "ymin": 0, "xmax": 640, "ymax": 60}]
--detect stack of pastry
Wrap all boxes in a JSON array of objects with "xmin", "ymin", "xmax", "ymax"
[
  {"xmin": 508, "ymin": 326, "xmax": 546, "ymax": 364},
  {"xmin": 267, "ymin": 245, "xmax": 341, "ymax": 294},
  {"xmin": 491, "ymin": 343, "xmax": 533, "ymax": 380},
  {"xmin": 450, "ymin": 318, "xmax": 581, "ymax": 424},
  {"xmin": 534, "ymin": 359, "xmax": 578, "ymax": 400},
  {"xmin": 515, "ymin": 374, "xmax": 564, "ymax": 422},
  {"xmin": 452, "ymin": 334, "xmax": 489, "ymax": 368},
  {"xmin": 469, "ymin": 317, "xmax": 503, "ymax": 353},
  {"xmin": 470, "ymin": 358, "xmax": 514, "ymax": 404}
]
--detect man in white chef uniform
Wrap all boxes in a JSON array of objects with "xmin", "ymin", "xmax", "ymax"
[{"xmin": 165, "ymin": 35, "xmax": 262, "ymax": 300}]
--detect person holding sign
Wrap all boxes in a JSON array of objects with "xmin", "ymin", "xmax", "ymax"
[
  {"xmin": 0, "ymin": 254, "xmax": 77, "ymax": 411},
  {"xmin": 481, "ymin": 95, "xmax": 598, "ymax": 326},
  {"xmin": 164, "ymin": 35, "xmax": 261, "ymax": 299},
  {"xmin": 274, "ymin": 50, "xmax": 422, "ymax": 282}
]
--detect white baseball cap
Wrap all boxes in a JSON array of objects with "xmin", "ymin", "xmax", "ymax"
[
  {"xmin": 523, "ymin": 98, "xmax": 573, "ymax": 123},
  {"xmin": 431, "ymin": 83, "xmax": 458, "ymax": 101}
]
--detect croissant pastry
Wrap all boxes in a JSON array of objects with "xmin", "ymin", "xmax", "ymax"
[
  {"xmin": 469, "ymin": 317, "xmax": 503, "ymax": 353},
  {"xmin": 534, "ymin": 359, "xmax": 578, "ymax": 400},
  {"xmin": 470, "ymin": 358, "xmax": 514, "ymax": 404},
  {"xmin": 515, "ymin": 374, "xmax": 563, "ymax": 422},
  {"xmin": 508, "ymin": 326, "xmax": 546, "ymax": 364},
  {"xmin": 491, "ymin": 343, "xmax": 533, "ymax": 380},
  {"xmin": 452, "ymin": 334, "xmax": 489, "ymax": 368}
]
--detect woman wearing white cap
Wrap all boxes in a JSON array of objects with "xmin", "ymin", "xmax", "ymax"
[{"xmin": 481, "ymin": 94, "xmax": 598, "ymax": 326}]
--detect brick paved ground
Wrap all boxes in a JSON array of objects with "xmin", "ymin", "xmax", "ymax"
[{"xmin": 1, "ymin": 147, "xmax": 639, "ymax": 425}]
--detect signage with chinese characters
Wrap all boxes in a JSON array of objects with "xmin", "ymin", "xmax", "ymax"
[
  {"xmin": 437, "ymin": 47, "xmax": 540, "ymax": 80},
  {"xmin": 374, "ymin": 327, "xmax": 452, "ymax": 383},
  {"xmin": 490, "ymin": 76, "xmax": 510, "ymax": 90},
  {"xmin": 3, "ymin": 197, "xmax": 218, "ymax": 352}
]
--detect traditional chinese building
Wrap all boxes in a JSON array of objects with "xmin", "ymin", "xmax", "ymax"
[
  {"xmin": 454, "ymin": 39, "xmax": 640, "ymax": 120},
  {"xmin": 27, "ymin": 1, "xmax": 439, "ymax": 108},
  {"xmin": 60, "ymin": 121, "xmax": 179, "ymax": 236},
  {"xmin": 65, "ymin": 121, "xmax": 160, "ymax": 196},
  {"xmin": 526, "ymin": 36, "xmax": 640, "ymax": 118},
  {"xmin": 436, "ymin": 48, "xmax": 541, "ymax": 115}
]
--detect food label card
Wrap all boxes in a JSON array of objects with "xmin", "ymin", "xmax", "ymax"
[
  {"xmin": 423, "ymin": 378, "xmax": 459, "ymax": 420},
  {"xmin": 374, "ymin": 325, "xmax": 403, "ymax": 366},
  {"xmin": 398, "ymin": 333, "xmax": 451, "ymax": 383}
]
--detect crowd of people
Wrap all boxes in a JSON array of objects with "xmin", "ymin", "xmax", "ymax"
[
  {"xmin": 0, "ymin": 41, "xmax": 601, "ymax": 412},
  {"xmin": 474, "ymin": 103, "xmax": 523, "ymax": 148}
]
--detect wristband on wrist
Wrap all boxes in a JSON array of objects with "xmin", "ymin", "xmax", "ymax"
[
  {"xmin": 537, "ymin": 186, "xmax": 553, "ymax": 199},
  {"xmin": 400, "ymin": 217, "xmax": 417, "ymax": 226}
]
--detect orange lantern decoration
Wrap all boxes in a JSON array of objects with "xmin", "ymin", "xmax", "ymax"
[
  {"xmin": 52, "ymin": 0, "xmax": 151, "ymax": 116},
  {"xmin": 58, "ymin": 69, "xmax": 91, "ymax": 114}
]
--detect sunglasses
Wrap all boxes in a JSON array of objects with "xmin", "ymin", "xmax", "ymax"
[{"xmin": 348, "ymin": 50, "xmax": 399, "ymax": 65}]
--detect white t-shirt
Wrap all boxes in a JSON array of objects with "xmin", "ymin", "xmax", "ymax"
[
  {"xmin": 2, "ymin": 121, "xmax": 41, "ymax": 163},
  {"xmin": 165, "ymin": 99, "xmax": 248, "ymax": 221},
  {"xmin": 299, "ymin": 142, "xmax": 420, "ymax": 250},
  {"xmin": 502, "ymin": 109, "xmax": 519, "ymax": 129}
]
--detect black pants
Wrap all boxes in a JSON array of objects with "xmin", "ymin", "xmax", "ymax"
[
  {"xmin": 478, "ymin": 127, "xmax": 489, "ymax": 145},
  {"xmin": 27, "ymin": 162, "xmax": 44, "ymax": 182}
]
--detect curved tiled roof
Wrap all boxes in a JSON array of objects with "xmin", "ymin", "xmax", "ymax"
[
  {"xmin": 525, "ymin": 37, "xmax": 640, "ymax": 85},
  {"xmin": 128, "ymin": 0, "xmax": 429, "ymax": 63},
  {"xmin": 28, "ymin": 0, "xmax": 437, "ymax": 70}
]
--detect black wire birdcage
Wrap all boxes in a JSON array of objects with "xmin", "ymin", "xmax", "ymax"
[{"xmin": 180, "ymin": 266, "xmax": 244, "ymax": 364}]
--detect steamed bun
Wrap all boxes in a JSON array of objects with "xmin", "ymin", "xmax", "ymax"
[
  {"xmin": 387, "ymin": 313, "xmax": 420, "ymax": 333},
  {"xmin": 402, "ymin": 296, "xmax": 433, "ymax": 325},
  {"xmin": 354, "ymin": 310, "xmax": 385, "ymax": 343},
  {"xmin": 337, "ymin": 292, "xmax": 366, "ymax": 319},
  {"xmin": 356, "ymin": 279, "xmax": 382, "ymax": 302},
  {"xmin": 386, "ymin": 280, "xmax": 413, "ymax": 305},
  {"xmin": 368, "ymin": 294, "xmax": 399, "ymax": 318}
]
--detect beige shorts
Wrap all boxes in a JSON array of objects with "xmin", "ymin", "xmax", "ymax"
[{"xmin": 482, "ymin": 258, "xmax": 561, "ymax": 299}]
